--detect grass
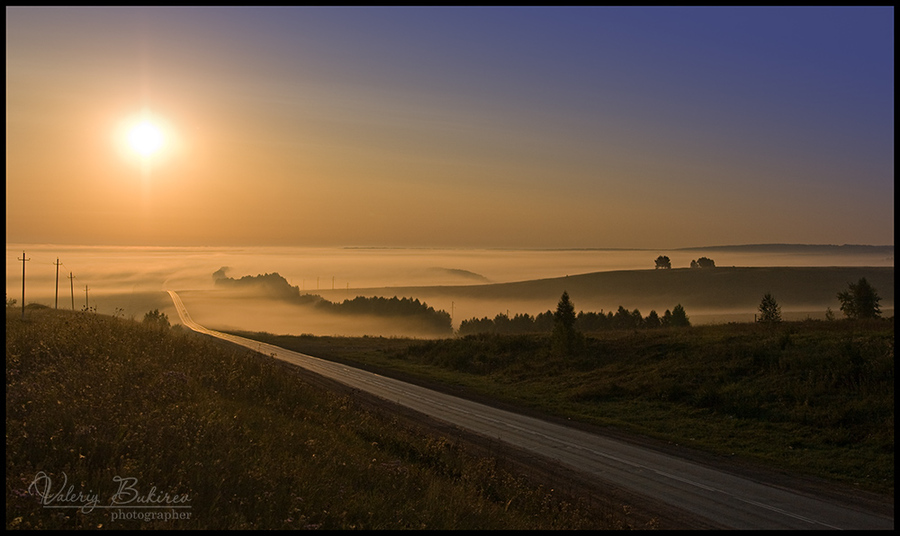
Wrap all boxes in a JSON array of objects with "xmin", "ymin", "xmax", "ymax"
[
  {"xmin": 6, "ymin": 306, "xmax": 638, "ymax": 529},
  {"xmin": 232, "ymin": 319, "xmax": 894, "ymax": 496}
]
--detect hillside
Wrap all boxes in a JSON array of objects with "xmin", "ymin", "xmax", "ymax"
[
  {"xmin": 235, "ymin": 318, "xmax": 895, "ymax": 496},
  {"xmin": 315, "ymin": 266, "xmax": 894, "ymax": 323},
  {"xmin": 5, "ymin": 307, "xmax": 628, "ymax": 529}
]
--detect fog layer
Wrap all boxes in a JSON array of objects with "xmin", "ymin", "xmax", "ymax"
[{"xmin": 7, "ymin": 244, "xmax": 893, "ymax": 337}]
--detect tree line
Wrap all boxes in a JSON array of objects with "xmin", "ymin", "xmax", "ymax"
[
  {"xmin": 461, "ymin": 275, "xmax": 885, "ymax": 337},
  {"xmin": 212, "ymin": 268, "xmax": 452, "ymax": 333},
  {"xmin": 316, "ymin": 295, "xmax": 451, "ymax": 328},
  {"xmin": 209, "ymin": 269, "xmax": 884, "ymax": 335},
  {"xmin": 458, "ymin": 299, "xmax": 690, "ymax": 336}
]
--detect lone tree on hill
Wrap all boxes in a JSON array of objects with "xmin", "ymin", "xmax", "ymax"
[
  {"xmin": 552, "ymin": 291, "xmax": 579, "ymax": 355},
  {"xmin": 691, "ymin": 257, "xmax": 715, "ymax": 268},
  {"xmin": 757, "ymin": 293, "xmax": 782, "ymax": 323},
  {"xmin": 837, "ymin": 277, "xmax": 882, "ymax": 319},
  {"xmin": 654, "ymin": 255, "xmax": 672, "ymax": 269}
]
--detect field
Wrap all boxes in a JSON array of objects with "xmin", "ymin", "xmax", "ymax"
[
  {"xmin": 6, "ymin": 306, "xmax": 639, "ymax": 530},
  {"xmin": 7, "ymin": 298, "xmax": 894, "ymax": 528},
  {"xmin": 233, "ymin": 318, "xmax": 895, "ymax": 496}
]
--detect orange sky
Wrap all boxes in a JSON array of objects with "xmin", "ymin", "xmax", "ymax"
[{"xmin": 6, "ymin": 7, "xmax": 894, "ymax": 249}]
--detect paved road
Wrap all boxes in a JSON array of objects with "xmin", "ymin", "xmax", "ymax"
[{"xmin": 168, "ymin": 290, "xmax": 893, "ymax": 530}]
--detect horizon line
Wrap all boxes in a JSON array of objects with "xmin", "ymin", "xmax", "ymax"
[{"xmin": 5, "ymin": 242, "xmax": 894, "ymax": 252}]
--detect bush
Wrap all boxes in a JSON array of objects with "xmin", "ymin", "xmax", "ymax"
[{"xmin": 143, "ymin": 308, "xmax": 170, "ymax": 328}]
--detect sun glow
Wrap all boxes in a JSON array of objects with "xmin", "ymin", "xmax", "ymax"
[
  {"xmin": 114, "ymin": 110, "xmax": 185, "ymax": 176},
  {"xmin": 128, "ymin": 121, "xmax": 164, "ymax": 157}
]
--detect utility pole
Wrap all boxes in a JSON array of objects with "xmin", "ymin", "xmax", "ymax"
[
  {"xmin": 84, "ymin": 285, "xmax": 90, "ymax": 309},
  {"xmin": 54, "ymin": 258, "xmax": 62, "ymax": 309},
  {"xmin": 18, "ymin": 251, "xmax": 30, "ymax": 320},
  {"xmin": 68, "ymin": 272, "xmax": 75, "ymax": 310}
]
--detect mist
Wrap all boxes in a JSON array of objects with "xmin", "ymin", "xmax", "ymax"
[{"xmin": 6, "ymin": 244, "xmax": 893, "ymax": 337}]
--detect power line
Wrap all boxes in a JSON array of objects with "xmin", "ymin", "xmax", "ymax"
[
  {"xmin": 69, "ymin": 272, "xmax": 75, "ymax": 311},
  {"xmin": 8, "ymin": 253, "xmax": 90, "ymax": 312},
  {"xmin": 54, "ymin": 258, "xmax": 62, "ymax": 309},
  {"xmin": 58, "ymin": 260, "xmax": 88, "ymax": 311},
  {"xmin": 17, "ymin": 251, "xmax": 30, "ymax": 320}
]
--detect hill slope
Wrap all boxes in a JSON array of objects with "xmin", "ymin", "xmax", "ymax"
[
  {"xmin": 317, "ymin": 266, "xmax": 894, "ymax": 322},
  {"xmin": 5, "ymin": 307, "xmax": 626, "ymax": 529}
]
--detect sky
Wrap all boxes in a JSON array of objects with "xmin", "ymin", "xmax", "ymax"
[{"xmin": 6, "ymin": 6, "xmax": 894, "ymax": 249}]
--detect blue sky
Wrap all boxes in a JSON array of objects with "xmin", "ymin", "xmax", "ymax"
[{"xmin": 6, "ymin": 6, "xmax": 894, "ymax": 247}]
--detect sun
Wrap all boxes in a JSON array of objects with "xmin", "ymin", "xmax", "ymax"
[
  {"xmin": 128, "ymin": 121, "xmax": 164, "ymax": 157},
  {"xmin": 114, "ymin": 110, "xmax": 183, "ymax": 175}
]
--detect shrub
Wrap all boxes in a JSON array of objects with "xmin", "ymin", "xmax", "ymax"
[{"xmin": 143, "ymin": 308, "xmax": 170, "ymax": 328}]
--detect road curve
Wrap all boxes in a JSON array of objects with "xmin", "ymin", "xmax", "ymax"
[{"xmin": 167, "ymin": 290, "xmax": 893, "ymax": 530}]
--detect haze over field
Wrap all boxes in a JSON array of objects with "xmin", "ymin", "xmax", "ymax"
[
  {"xmin": 6, "ymin": 7, "xmax": 893, "ymax": 335},
  {"xmin": 6, "ymin": 244, "xmax": 893, "ymax": 337}
]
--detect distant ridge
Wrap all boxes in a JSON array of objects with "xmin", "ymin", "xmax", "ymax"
[
  {"xmin": 676, "ymin": 244, "xmax": 893, "ymax": 253},
  {"xmin": 340, "ymin": 244, "xmax": 892, "ymax": 253}
]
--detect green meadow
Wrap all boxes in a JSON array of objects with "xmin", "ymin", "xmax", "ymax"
[{"xmin": 236, "ymin": 317, "xmax": 894, "ymax": 495}]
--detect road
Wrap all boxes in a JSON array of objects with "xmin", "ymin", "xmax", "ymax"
[{"xmin": 167, "ymin": 290, "xmax": 893, "ymax": 529}]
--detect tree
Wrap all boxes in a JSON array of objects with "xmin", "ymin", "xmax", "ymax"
[
  {"xmin": 630, "ymin": 308, "xmax": 643, "ymax": 328},
  {"xmin": 554, "ymin": 292, "xmax": 576, "ymax": 329},
  {"xmin": 644, "ymin": 310, "xmax": 661, "ymax": 328},
  {"xmin": 510, "ymin": 313, "xmax": 536, "ymax": 333},
  {"xmin": 576, "ymin": 311, "xmax": 607, "ymax": 332},
  {"xmin": 670, "ymin": 304, "xmax": 690, "ymax": 327},
  {"xmin": 493, "ymin": 313, "xmax": 512, "ymax": 334},
  {"xmin": 654, "ymin": 255, "xmax": 671, "ymax": 269},
  {"xmin": 552, "ymin": 291, "xmax": 578, "ymax": 355},
  {"xmin": 694, "ymin": 257, "xmax": 715, "ymax": 268},
  {"xmin": 613, "ymin": 305, "xmax": 633, "ymax": 329},
  {"xmin": 535, "ymin": 310, "xmax": 555, "ymax": 332},
  {"xmin": 757, "ymin": 293, "xmax": 782, "ymax": 323},
  {"xmin": 143, "ymin": 309, "xmax": 170, "ymax": 329},
  {"xmin": 662, "ymin": 309, "xmax": 673, "ymax": 326},
  {"xmin": 459, "ymin": 316, "xmax": 494, "ymax": 336},
  {"xmin": 837, "ymin": 278, "xmax": 882, "ymax": 319}
]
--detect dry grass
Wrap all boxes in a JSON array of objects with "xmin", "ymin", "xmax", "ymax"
[{"xmin": 6, "ymin": 306, "xmax": 636, "ymax": 529}]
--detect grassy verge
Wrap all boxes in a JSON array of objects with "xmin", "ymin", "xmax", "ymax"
[
  {"xmin": 232, "ymin": 319, "xmax": 894, "ymax": 496},
  {"xmin": 6, "ymin": 306, "xmax": 637, "ymax": 529}
]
